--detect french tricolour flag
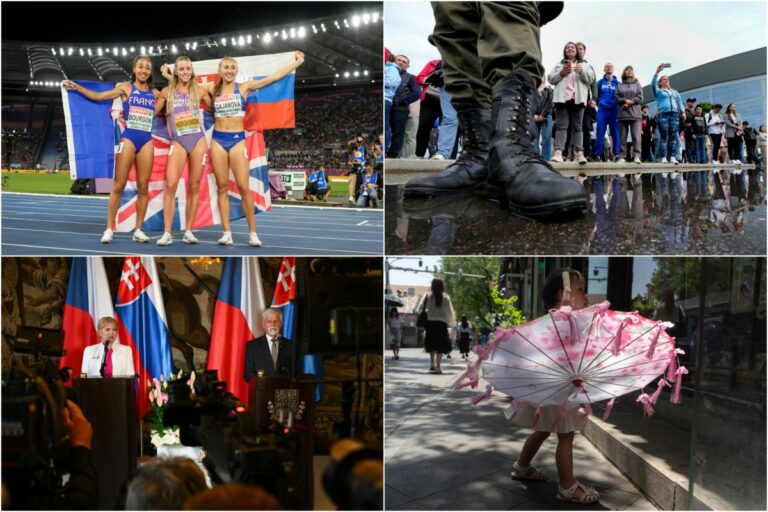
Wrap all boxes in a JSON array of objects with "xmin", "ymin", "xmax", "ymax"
[
  {"xmin": 60, "ymin": 257, "xmax": 115, "ymax": 377},
  {"xmin": 208, "ymin": 257, "xmax": 266, "ymax": 406},
  {"xmin": 114, "ymin": 257, "xmax": 173, "ymax": 419},
  {"xmin": 271, "ymin": 257, "xmax": 324, "ymax": 401},
  {"xmin": 61, "ymin": 51, "xmax": 297, "ymax": 232}
]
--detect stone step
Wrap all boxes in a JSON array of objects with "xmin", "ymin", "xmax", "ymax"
[{"xmin": 385, "ymin": 158, "xmax": 755, "ymax": 177}]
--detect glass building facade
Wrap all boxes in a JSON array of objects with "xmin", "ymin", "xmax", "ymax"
[{"xmin": 647, "ymin": 75, "xmax": 767, "ymax": 130}]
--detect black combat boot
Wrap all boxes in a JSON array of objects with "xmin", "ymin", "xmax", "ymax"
[
  {"xmin": 403, "ymin": 103, "xmax": 491, "ymax": 197},
  {"xmin": 486, "ymin": 71, "xmax": 587, "ymax": 220}
]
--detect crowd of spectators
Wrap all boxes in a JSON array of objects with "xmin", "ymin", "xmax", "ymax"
[
  {"xmin": 263, "ymin": 90, "xmax": 381, "ymax": 153},
  {"xmin": 390, "ymin": 41, "xmax": 765, "ymax": 172},
  {"xmin": 2, "ymin": 128, "xmax": 43, "ymax": 169}
]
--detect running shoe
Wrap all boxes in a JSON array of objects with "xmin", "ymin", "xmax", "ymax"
[
  {"xmin": 660, "ymin": 157, "xmax": 668, "ymax": 163},
  {"xmin": 100, "ymin": 228, "xmax": 114, "ymax": 244},
  {"xmin": 670, "ymin": 157, "xmax": 679, "ymax": 165},
  {"xmin": 133, "ymin": 229, "xmax": 150, "ymax": 243},
  {"xmin": 183, "ymin": 230, "xmax": 198, "ymax": 244},
  {"xmin": 634, "ymin": 157, "xmax": 642, "ymax": 164},
  {"xmin": 249, "ymin": 232, "xmax": 262, "ymax": 247},
  {"xmin": 218, "ymin": 231, "xmax": 234, "ymax": 245},
  {"xmin": 156, "ymin": 232, "xmax": 173, "ymax": 246}
]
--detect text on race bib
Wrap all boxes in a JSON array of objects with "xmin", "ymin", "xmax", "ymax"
[
  {"xmin": 174, "ymin": 111, "xmax": 201, "ymax": 135},
  {"xmin": 126, "ymin": 106, "xmax": 153, "ymax": 132},
  {"xmin": 214, "ymin": 94, "xmax": 244, "ymax": 117}
]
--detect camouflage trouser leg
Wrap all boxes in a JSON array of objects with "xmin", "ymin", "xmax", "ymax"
[{"xmin": 431, "ymin": 1, "xmax": 544, "ymax": 109}]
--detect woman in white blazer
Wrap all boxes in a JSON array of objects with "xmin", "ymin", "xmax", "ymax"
[{"xmin": 81, "ymin": 317, "xmax": 135, "ymax": 378}]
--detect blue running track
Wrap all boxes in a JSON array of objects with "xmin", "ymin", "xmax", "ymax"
[{"xmin": 1, "ymin": 193, "xmax": 383, "ymax": 255}]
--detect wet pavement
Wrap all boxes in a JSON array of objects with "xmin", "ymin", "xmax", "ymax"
[{"xmin": 385, "ymin": 168, "xmax": 766, "ymax": 255}]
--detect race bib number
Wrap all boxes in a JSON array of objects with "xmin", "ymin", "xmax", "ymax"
[
  {"xmin": 214, "ymin": 94, "xmax": 243, "ymax": 117},
  {"xmin": 174, "ymin": 111, "xmax": 201, "ymax": 136},
  {"xmin": 126, "ymin": 106, "xmax": 153, "ymax": 132}
]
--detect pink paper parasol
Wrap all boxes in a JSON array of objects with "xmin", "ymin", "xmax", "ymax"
[{"xmin": 454, "ymin": 301, "xmax": 687, "ymax": 431}]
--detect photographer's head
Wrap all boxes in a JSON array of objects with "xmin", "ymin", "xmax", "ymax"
[
  {"xmin": 322, "ymin": 439, "xmax": 382, "ymax": 511},
  {"xmin": 262, "ymin": 308, "xmax": 283, "ymax": 338},
  {"xmin": 126, "ymin": 457, "xmax": 207, "ymax": 510},
  {"xmin": 183, "ymin": 483, "xmax": 279, "ymax": 510}
]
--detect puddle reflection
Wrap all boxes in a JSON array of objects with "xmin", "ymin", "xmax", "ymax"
[{"xmin": 386, "ymin": 168, "xmax": 766, "ymax": 255}]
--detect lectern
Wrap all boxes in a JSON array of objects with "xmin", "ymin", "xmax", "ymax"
[
  {"xmin": 73, "ymin": 377, "xmax": 137, "ymax": 510},
  {"xmin": 248, "ymin": 374, "xmax": 316, "ymax": 509}
]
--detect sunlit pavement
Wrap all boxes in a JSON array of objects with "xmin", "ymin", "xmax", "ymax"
[{"xmin": 385, "ymin": 348, "xmax": 658, "ymax": 510}]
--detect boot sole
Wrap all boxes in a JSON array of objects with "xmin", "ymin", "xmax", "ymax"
[
  {"xmin": 402, "ymin": 182, "xmax": 485, "ymax": 198},
  {"xmin": 487, "ymin": 185, "xmax": 587, "ymax": 221}
]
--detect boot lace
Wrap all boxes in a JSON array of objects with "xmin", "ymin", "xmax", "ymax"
[
  {"xmin": 504, "ymin": 92, "xmax": 548, "ymax": 165},
  {"xmin": 455, "ymin": 109, "xmax": 489, "ymax": 165}
]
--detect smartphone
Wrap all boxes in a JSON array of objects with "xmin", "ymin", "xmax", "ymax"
[{"xmin": 661, "ymin": 63, "xmax": 672, "ymax": 69}]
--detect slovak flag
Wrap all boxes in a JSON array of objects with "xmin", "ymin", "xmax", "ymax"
[
  {"xmin": 208, "ymin": 258, "xmax": 266, "ymax": 406},
  {"xmin": 60, "ymin": 257, "xmax": 115, "ymax": 377},
  {"xmin": 114, "ymin": 257, "xmax": 174, "ymax": 419},
  {"xmin": 271, "ymin": 257, "xmax": 324, "ymax": 401}
]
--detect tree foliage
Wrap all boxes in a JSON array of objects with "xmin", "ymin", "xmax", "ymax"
[{"xmin": 440, "ymin": 257, "xmax": 524, "ymax": 329}]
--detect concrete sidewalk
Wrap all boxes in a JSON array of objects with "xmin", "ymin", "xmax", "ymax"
[{"xmin": 385, "ymin": 348, "xmax": 658, "ymax": 511}]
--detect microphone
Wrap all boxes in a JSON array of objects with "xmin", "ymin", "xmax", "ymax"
[{"xmin": 99, "ymin": 340, "xmax": 109, "ymax": 378}]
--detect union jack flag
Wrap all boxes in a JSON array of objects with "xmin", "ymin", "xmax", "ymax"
[{"xmin": 111, "ymin": 52, "xmax": 297, "ymax": 232}]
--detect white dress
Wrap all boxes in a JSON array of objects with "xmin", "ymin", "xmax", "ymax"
[{"xmin": 505, "ymin": 403, "xmax": 588, "ymax": 433}]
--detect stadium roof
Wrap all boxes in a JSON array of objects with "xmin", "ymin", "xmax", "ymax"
[
  {"xmin": 641, "ymin": 47, "xmax": 766, "ymax": 105},
  {"xmin": 1, "ymin": 1, "xmax": 383, "ymax": 95}
]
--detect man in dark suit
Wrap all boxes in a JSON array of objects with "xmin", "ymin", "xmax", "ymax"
[{"xmin": 244, "ymin": 308, "xmax": 296, "ymax": 381}]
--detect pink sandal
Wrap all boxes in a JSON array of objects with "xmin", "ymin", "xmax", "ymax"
[
  {"xmin": 510, "ymin": 462, "xmax": 548, "ymax": 481},
  {"xmin": 557, "ymin": 481, "xmax": 600, "ymax": 504}
]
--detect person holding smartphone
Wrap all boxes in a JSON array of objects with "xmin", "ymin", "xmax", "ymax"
[{"xmin": 651, "ymin": 63, "xmax": 685, "ymax": 164}]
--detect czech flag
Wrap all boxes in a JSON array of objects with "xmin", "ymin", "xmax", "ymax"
[
  {"xmin": 208, "ymin": 258, "xmax": 266, "ymax": 406},
  {"xmin": 114, "ymin": 257, "xmax": 173, "ymax": 419},
  {"xmin": 271, "ymin": 257, "xmax": 324, "ymax": 401},
  {"xmin": 60, "ymin": 257, "xmax": 115, "ymax": 378}
]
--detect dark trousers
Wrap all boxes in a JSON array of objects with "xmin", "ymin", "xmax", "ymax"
[
  {"xmin": 554, "ymin": 101, "xmax": 585, "ymax": 152},
  {"xmin": 432, "ymin": 1, "xmax": 543, "ymax": 109},
  {"xmin": 727, "ymin": 136, "xmax": 743, "ymax": 161},
  {"xmin": 745, "ymin": 141, "xmax": 758, "ymax": 164},
  {"xmin": 709, "ymin": 133, "xmax": 722, "ymax": 161},
  {"xmin": 641, "ymin": 132, "xmax": 653, "ymax": 161},
  {"xmin": 387, "ymin": 109, "xmax": 410, "ymax": 158},
  {"xmin": 416, "ymin": 94, "xmax": 442, "ymax": 157}
]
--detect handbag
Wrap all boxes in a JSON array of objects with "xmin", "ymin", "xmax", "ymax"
[{"xmin": 416, "ymin": 295, "xmax": 428, "ymax": 328}]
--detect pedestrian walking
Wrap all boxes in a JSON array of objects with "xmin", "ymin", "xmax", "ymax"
[
  {"xmin": 388, "ymin": 307, "xmax": 403, "ymax": 360},
  {"xmin": 456, "ymin": 315, "xmax": 472, "ymax": 359},
  {"xmin": 416, "ymin": 279, "xmax": 456, "ymax": 375}
]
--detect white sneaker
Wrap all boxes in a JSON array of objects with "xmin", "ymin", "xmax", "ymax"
[
  {"xmin": 634, "ymin": 157, "xmax": 642, "ymax": 164},
  {"xmin": 575, "ymin": 151, "xmax": 587, "ymax": 165},
  {"xmin": 182, "ymin": 230, "xmax": 198, "ymax": 244},
  {"xmin": 249, "ymin": 232, "xmax": 262, "ymax": 247},
  {"xmin": 618, "ymin": 158, "xmax": 626, "ymax": 163},
  {"xmin": 670, "ymin": 157, "xmax": 679, "ymax": 165},
  {"xmin": 430, "ymin": 154, "xmax": 445, "ymax": 160},
  {"xmin": 133, "ymin": 229, "xmax": 150, "ymax": 243},
  {"xmin": 156, "ymin": 232, "xmax": 173, "ymax": 246},
  {"xmin": 348, "ymin": 195, "xmax": 355, "ymax": 203},
  {"xmin": 660, "ymin": 157, "xmax": 668, "ymax": 163},
  {"xmin": 218, "ymin": 231, "xmax": 233, "ymax": 245},
  {"xmin": 732, "ymin": 159, "xmax": 742, "ymax": 165},
  {"xmin": 550, "ymin": 149, "xmax": 564, "ymax": 163},
  {"xmin": 100, "ymin": 228, "xmax": 114, "ymax": 244}
]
